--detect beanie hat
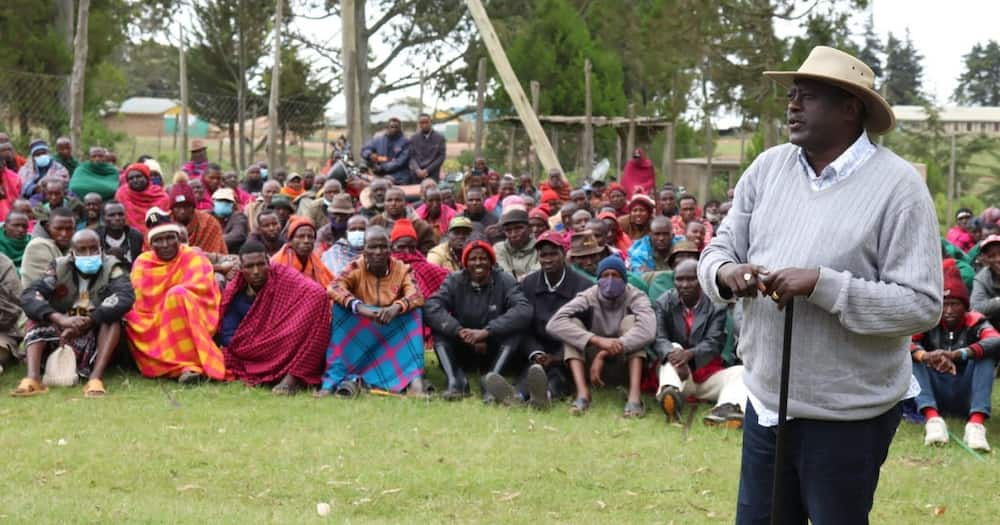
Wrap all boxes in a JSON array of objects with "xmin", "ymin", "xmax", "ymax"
[
  {"xmin": 461, "ymin": 240, "xmax": 496, "ymax": 268},
  {"xmin": 540, "ymin": 189, "xmax": 560, "ymax": 204},
  {"xmin": 168, "ymin": 182, "xmax": 196, "ymax": 209},
  {"xmin": 124, "ymin": 162, "xmax": 151, "ymax": 181},
  {"xmin": 391, "ymin": 218, "xmax": 418, "ymax": 243},
  {"xmin": 607, "ymin": 183, "xmax": 627, "ymax": 197},
  {"xmin": 529, "ymin": 207, "xmax": 550, "ymax": 221},
  {"xmin": 942, "ymin": 259, "xmax": 969, "ymax": 308},
  {"xmin": 596, "ymin": 254, "xmax": 627, "ymax": 279}
]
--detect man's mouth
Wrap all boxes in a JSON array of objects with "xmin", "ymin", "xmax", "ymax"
[{"xmin": 788, "ymin": 117, "xmax": 804, "ymax": 131}]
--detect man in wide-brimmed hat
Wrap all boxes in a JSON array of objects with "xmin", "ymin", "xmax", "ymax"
[{"xmin": 698, "ymin": 46, "xmax": 943, "ymax": 523}]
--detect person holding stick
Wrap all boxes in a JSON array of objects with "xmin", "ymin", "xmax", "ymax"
[{"xmin": 698, "ymin": 46, "xmax": 943, "ymax": 524}]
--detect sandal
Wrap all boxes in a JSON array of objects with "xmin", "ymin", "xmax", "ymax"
[
  {"xmin": 178, "ymin": 370, "xmax": 204, "ymax": 384},
  {"xmin": 623, "ymin": 400, "xmax": 646, "ymax": 418},
  {"xmin": 313, "ymin": 387, "xmax": 333, "ymax": 399},
  {"xmin": 83, "ymin": 379, "xmax": 107, "ymax": 398},
  {"xmin": 11, "ymin": 377, "xmax": 49, "ymax": 397},
  {"xmin": 568, "ymin": 397, "xmax": 591, "ymax": 416},
  {"xmin": 335, "ymin": 379, "xmax": 361, "ymax": 399}
]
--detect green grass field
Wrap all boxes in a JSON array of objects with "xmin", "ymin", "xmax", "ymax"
[{"xmin": 1, "ymin": 358, "xmax": 996, "ymax": 524}]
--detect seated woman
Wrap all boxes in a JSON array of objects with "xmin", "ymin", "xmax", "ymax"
[
  {"xmin": 424, "ymin": 240, "xmax": 532, "ymax": 402},
  {"xmin": 125, "ymin": 208, "xmax": 229, "ymax": 383},
  {"xmin": 219, "ymin": 241, "xmax": 330, "ymax": 395},
  {"xmin": 271, "ymin": 216, "xmax": 333, "ymax": 287},
  {"xmin": 320, "ymin": 226, "xmax": 426, "ymax": 397}
]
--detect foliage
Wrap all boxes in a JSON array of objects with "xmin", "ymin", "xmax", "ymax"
[
  {"xmin": 81, "ymin": 110, "xmax": 126, "ymax": 151},
  {"xmin": 115, "ymin": 40, "xmax": 180, "ymax": 97},
  {"xmin": 883, "ymin": 30, "xmax": 926, "ymax": 105},
  {"xmin": 953, "ymin": 40, "xmax": 1000, "ymax": 106},
  {"xmin": 857, "ymin": 14, "xmax": 884, "ymax": 79},
  {"xmin": 261, "ymin": 46, "xmax": 334, "ymax": 138}
]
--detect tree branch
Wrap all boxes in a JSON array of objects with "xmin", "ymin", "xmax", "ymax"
[{"xmin": 365, "ymin": 1, "xmax": 413, "ymax": 38}]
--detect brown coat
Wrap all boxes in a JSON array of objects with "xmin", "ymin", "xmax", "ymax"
[{"xmin": 327, "ymin": 255, "xmax": 424, "ymax": 312}]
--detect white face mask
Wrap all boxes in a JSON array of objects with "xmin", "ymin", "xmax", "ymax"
[{"xmin": 347, "ymin": 230, "xmax": 365, "ymax": 248}]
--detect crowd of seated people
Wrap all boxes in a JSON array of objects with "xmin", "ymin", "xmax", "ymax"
[{"xmin": 1, "ymin": 128, "xmax": 998, "ymax": 446}]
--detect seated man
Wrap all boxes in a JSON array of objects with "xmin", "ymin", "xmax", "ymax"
[
  {"xmin": 245, "ymin": 209, "xmax": 286, "ymax": 257},
  {"xmin": 299, "ymin": 179, "xmax": 342, "ymax": 231},
  {"xmin": 630, "ymin": 216, "xmax": 674, "ymax": 273},
  {"xmin": 321, "ymin": 214, "xmax": 367, "ymax": 277},
  {"xmin": 14, "ymin": 230, "xmax": 134, "ymax": 397},
  {"xmin": 389, "ymin": 219, "xmax": 450, "ymax": 302},
  {"xmin": 220, "ymin": 241, "xmax": 330, "ymax": 395},
  {"xmin": 547, "ymin": 255, "xmax": 655, "ymax": 417},
  {"xmin": 427, "ymin": 216, "xmax": 473, "ymax": 272},
  {"xmin": 82, "ymin": 193, "xmax": 102, "ymax": 230},
  {"xmin": 911, "ymin": 261, "xmax": 998, "ymax": 452},
  {"xmin": 125, "ymin": 208, "xmax": 229, "ymax": 383},
  {"xmin": 569, "ymin": 230, "xmax": 648, "ymax": 294},
  {"xmin": 170, "ymin": 182, "xmax": 228, "ymax": 254},
  {"xmin": 483, "ymin": 231, "xmax": 592, "ymax": 408},
  {"xmin": 654, "ymin": 259, "xmax": 746, "ymax": 427},
  {"xmin": 685, "ymin": 220, "xmax": 707, "ymax": 252},
  {"xmin": 21, "ymin": 207, "xmax": 75, "ymax": 288},
  {"xmin": 361, "ymin": 118, "xmax": 412, "ymax": 185},
  {"xmin": 246, "ymin": 180, "xmax": 281, "ymax": 232},
  {"xmin": 617, "ymin": 194, "xmax": 655, "ymax": 241},
  {"xmin": 0, "ymin": 252, "xmax": 21, "ymax": 375},
  {"xmin": 971, "ymin": 234, "xmax": 1000, "ymax": 328},
  {"xmin": 493, "ymin": 209, "xmax": 538, "ymax": 280},
  {"xmin": 96, "ymin": 201, "xmax": 144, "ymax": 270},
  {"xmin": 322, "ymin": 226, "xmax": 426, "ymax": 396},
  {"xmin": 211, "ymin": 188, "xmax": 249, "ymax": 254},
  {"xmin": 424, "ymin": 240, "xmax": 531, "ymax": 401},
  {"xmin": 271, "ymin": 216, "xmax": 333, "ymax": 287},
  {"xmin": 368, "ymin": 187, "xmax": 438, "ymax": 253},
  {"xmin": 0, "ymin": 210, "xmax": 31, "ymax": 268},
  {"xmin": 31, "ymin": 177, "xmax": 84, "ymax": 224}
]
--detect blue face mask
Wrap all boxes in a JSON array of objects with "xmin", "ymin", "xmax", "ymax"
[
  {"xmin": 213, "ymin": 201, "xmax": 234, "ymax": 217},
  {"xmin": 74, "ymin": 254, "xmax": 102, "ymax": 275},
  {"xmin": 260, "ymin": 168, "xmax": 269, "ymax": 179},
  {"xmin": 347, "ymin": 230, "xmax": 365, "ymax": 248},
  {"xmin": 598, "ymin": 276, "xmax": 626, "ymax": 300},
  {"xmin": 34, "ymin": 154, "xmax": 51, "ymax": 168}
]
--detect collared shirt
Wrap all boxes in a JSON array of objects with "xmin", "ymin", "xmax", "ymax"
[{"xmin": 797, "ymin": 130, "xmax": 877, "ymax": 192}]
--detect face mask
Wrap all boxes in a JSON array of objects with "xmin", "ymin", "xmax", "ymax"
[
  {"xmin": 347, "ymin": 230, "xmax": 365, "ymax": 248},
  {"xmin": 598, "ymin": 276, "xmax": 626, "ymax": 300},
  {"xmin": 260, "ymin": 168, "xmax": 269, "ymax": 179},
  {"xmin": 74, "ymin": 254, "xmax": 102, "ymax": 275},
  {"xmin": 213, "ymin": 201, "xmax": 234, "ymax": 217},
  {"xmin": 330, "ymin": 220, "xmax": 347, "ymax": 234},
  {"xmin": 35, "ymin": 154, "xmax": 51, "ymax": 168}
]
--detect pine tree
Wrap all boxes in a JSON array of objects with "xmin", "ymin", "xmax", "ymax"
[
  {"xmin": 883, "ymin": 30, "xmax": 925, "ymax": 105},
  {"xmin": 953, "ymin": 40, "xmax": 1000, "ymax": 106},
  {"xmin": 857, "ymin": 14, "xmax": 883, "ymax": 79}
]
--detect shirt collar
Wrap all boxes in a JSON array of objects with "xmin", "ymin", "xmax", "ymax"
[{"xmin": 797, "ymin": 130, "xmax": 876, "ymax": 188}]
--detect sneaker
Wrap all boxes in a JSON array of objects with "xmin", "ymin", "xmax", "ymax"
[
  {"xmin": 964, "ymin": 422, "xmax": 991, "ymax": 452},
  {"xmin": 704, "ymin": 403, "xmax": 744, "ymax": 429},
  {"xmin": 923, "ymin": 416, "xmax": 949, "ymax": 446},
  {"xmin": 483, "ymin": 372, "xmax": 515, "ymax": 405},
  {"xmin": 658, "ymin": 386, "xmax": 684, "ymax": 422},
  {"xmin": 524, "ymin": 364, "xmax": 550, "ymax": 410}
]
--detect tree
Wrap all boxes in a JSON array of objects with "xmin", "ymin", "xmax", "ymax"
[
  {"xmin": 856, "ymin": 14, "xmax": 883, "ymax": 79},
  {"xmin": 261, "ymin": 46, "xmax": 334, "ymax": 165},
  {"xmin": 883, "ymin": 30, "xmax": 926, "ymax": 105},
  {"xmin": 116, "ymin": 40, "xmax": 180, "ymax": 97},
  {"xmin": 953, "ymin": 40, "xmax": 1000, "ymax": 106}
]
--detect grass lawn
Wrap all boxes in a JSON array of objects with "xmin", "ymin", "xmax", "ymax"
[{"xmin": 1, "ymin": 358, "xmax": 997, "ymax": 524}]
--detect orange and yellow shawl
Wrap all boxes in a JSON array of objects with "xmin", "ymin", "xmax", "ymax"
[
  {"xmin": 270, "ymin": 244, "xmax": 334, "ymax": 288},
  {"xmin": 125, "ymin": 244, "xmax": 230, "ymax": 380}
]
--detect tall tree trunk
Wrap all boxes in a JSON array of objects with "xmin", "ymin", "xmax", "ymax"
[
  {"xmin": 356, "ymin": 1, "xmax": 371, "ymax": 142},
  {"xmin": 267, "ymin": 0, "xmax": 282, "ymax": 170},
  {"xmin": 237, "ymin": 0, "xmax": 247, "ymax": 170},
  {"xmin": 280, "ymin": 126, "xmax": 287, "ymax": 166},
  {"xmin": 69, "ymin": 0, "xmax": 91, "ymax": 150},
  {"xmin": 229, "ymin": 122, "xmax": 237, "ymax": 168}
]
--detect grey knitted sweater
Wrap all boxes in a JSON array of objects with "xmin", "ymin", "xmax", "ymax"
[{"xmin": 699, "ymin": 143, "xmax": 942, "ymax": 421}]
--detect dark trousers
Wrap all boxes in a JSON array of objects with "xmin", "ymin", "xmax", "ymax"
[
  {"xmin": 516, "ymin": 365, "xmax": 570, "ymax": 400},
  {"xmin": 912, "ymin": 357, "xmax": 995, "ymax": 418},
  {"xmin": 435, "ymin": 334, "xmax": 523, "ymax": 377},
  {"xmin": 736, "ymin": 402, "xmax": 901, "ymax": 525}
]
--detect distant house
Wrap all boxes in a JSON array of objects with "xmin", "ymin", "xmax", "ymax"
[
  {"xmin": 894, "ymin": 105, "xmax": 1000, "ymax": 136},
  {"xmin": 104, "ymin": 97, "xmax": 210, "ymax": 138}
]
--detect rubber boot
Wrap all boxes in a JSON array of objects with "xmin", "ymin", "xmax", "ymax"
[
  {"xmin": 434, "ymin": 341, "xmax": 469, "ymax": 401},
  {"xmin": 482, "ymin": 344, "xmax": 516, "ymax": 403}
]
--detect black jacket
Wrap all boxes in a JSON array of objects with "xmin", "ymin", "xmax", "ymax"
[
  {"xmin": 653, "ymin": 290, "xmax": 727, "ymax": 370},
  {"xmin": 21, "ymin": 255, "xmax": 134, "ymax": 325},
  {"xmin": 519, "ymin": 267, "xmax": 592, "ymax": 359},
  {"xmin": 424, "ymin": 267, "xmax": 531, "ymax": 339},
  {"xmin": 911, "ymin": 311, "xmax": 1000, "ymax": 361},
  {"xmin": 96, "ymin": 225, "xmax": 145, "ymax": 270},
  {"xmin": 408, "ymin": 130, "xmax": 446, "ymax": 180}
]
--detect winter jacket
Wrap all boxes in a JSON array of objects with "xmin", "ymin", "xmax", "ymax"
[
  {"xmin": 910, "ymin": 311, "xmax": 1000, "ymax": 361},
  {"xmin": 361, "ymin": 133, "xmax": 412, "ymax": 184},
  {"xmin": 652, "ymin": 289, "xmax": 727, "ymax": 370},
  {"xmin": 424, "ymin": 267, "xmax": 531, "ymax": 339},
  {"xmin": 971, "ymin": 267, "xmax": 1000, "ymax": 328},
  {"xmin": 21, "ymin": 254, "xmax": 134, "ymax": 325}
]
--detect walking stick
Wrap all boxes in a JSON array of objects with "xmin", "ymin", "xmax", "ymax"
[{"xmin": 770, "ymin": 301, "xmax": 794, "ymax": 525}]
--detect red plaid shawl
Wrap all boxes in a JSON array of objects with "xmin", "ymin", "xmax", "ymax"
[
  {"xmin": 391, "ymin": 251, "xmax": 449, "ymax": 299},
  {"xmin": 219, "ymin": 263, "xmax": 331, "ymax": 385}
]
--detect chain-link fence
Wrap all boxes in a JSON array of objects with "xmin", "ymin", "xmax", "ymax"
[{"xmin": 0, "ymin": 70, "xmax": 71, "ymax": 147}]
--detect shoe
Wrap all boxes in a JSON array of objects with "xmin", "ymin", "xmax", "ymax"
[
  {"xmin": 658, "ymin": 386, "xmax": 684, "ymax": 422},
  {"xmin": 923, "ymin": 416, "xmax": 949, "ymax": 446},
  {"xmin": 483, "ymin": 372, "xmax": 515, "ymax": 405},
  {"xmin": 568, "ymin": 397, "xmax": 590, "ymax": 416},
  {"xmin": 623, "ymin": 400, "xmax": 646, "ymax": 418},
  {"xmin": 703, "ymin": 403, "xmax": 744, "ymax": 429},
  {"xmin": 964, "ymin": 422, "xmax": 991, "ymax": 452},
  {"xmin": 524, "ymin": 364, "xmax": 551, "ymax": 410},
  {"xmin": 434, "ymin": 342, "xmax": 469, "ymax": 401}
]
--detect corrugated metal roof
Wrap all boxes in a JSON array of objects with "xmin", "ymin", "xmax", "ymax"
[
  {"xmin": 117, "ymin": 97, "xmax": 180, "ymax": 115},
  {"xmin": 894, "ymin": 105, "xmax": 1000, "ymax": 123}
]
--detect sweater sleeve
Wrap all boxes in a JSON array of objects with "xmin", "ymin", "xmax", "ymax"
[
  {"xmin": 546, "ymin": 293, "xmax": 594, "ymax": 350},
  {"xmin": 621, "ymin": 291, "xmax": 656, "ymax": 352},
  {"xmin": 971, "ymin": 272, "xmax": 1000, "ymax": 320},
  {"xmin": 808, "ymin": 191, "xmax": 943, "ymax": 338}
]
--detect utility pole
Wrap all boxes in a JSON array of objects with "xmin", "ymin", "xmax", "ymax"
[
  {"xmin": 267, "ymin": 0, "xmax": 282, "ymax": 170},
  {"xmin": 179, "ymin": 25, "xmax": 190, "ymax": 174},
  {"xmin": 69, "ymin": 0, "xmax": 90, "ymax": 151},
  {"xmin": 341, "ymin": 0, "xmax": 362, "ymax": 161},
  {"xmin": 465, "ymin": 0, "xmax": 562, "ymax": 175},
  {"xmin": 947, "ymin": 133, "xmax": 956, "ymax": 221},
  {"xmin": 474, "ymin": 57, "xmax": 487, "ymax": 158},
  {"xmin": 582, "ymin": 58, "xmax": 593, "ymax": 179}
]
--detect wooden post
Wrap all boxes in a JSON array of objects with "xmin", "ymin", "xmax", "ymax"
[
  {"xmin": 465, "ymin": 0, "xmax": 561, "ymax": 174},
  {"xmin": 946, "ymin": 133, "xmax": 956, "ymax": 222},
  {"xmin": 700, "ymin": 115, "xmax": 712, "ymax": 204},
  {"xmin": 68, "ymin": 0, "xmax": 90, "ymax": 152},
  {"xmin": 267, "ymin": 0, "xmax": 282, "ymax": 170},
  {"xmin": 322, "ymin": 118, "xmax": 329, "ymax": 164},
  {"xmin": 179, "ymin": 25, "xmax": 189, "ymax": 174},
  {"xmin": 551, "ymin": 127, "xmax": 560, "ymax": 160},
  {"xmin": 249, "ymin": 102, "xmax": 257, "ymax": 164},
  {"xmin": 341, "ymin": 0, "xmax": 362, "ymax": 161},
  {"xmin": 662, "ymin": 121, "xmax": 675, "ymax": 186},
  {"xmin": 615, "ymin": 133, "xmax": 621, "ymax": 177},
  {"xmin": 582, "ymin": 58, "xmax": 593, "ymax": 180},
  {"xmin": 530, "ymin": 80, "xmax": 540, "ymax": 177},
  {"xmin": 474, "ymin": 57, "xmax": 486, "ymax": 158},
  {"xmin": 625, "ymin": 103, "xmax": 636, "ymax": 159},
  {"xmin": 218, "ymin": 135, "xmax": 224, "ymax": 162},
  {"xmin": 506, "ymin": 126, "xmax": 516, "ymax": 174}
]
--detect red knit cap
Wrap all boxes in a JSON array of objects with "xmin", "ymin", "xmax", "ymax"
[
  {"xmin": 540, "ymin": 188, "xmax": 560, "ymax": 204},
  {"xmin": 287, "ymin": 215, "xmax": 316, "ymax": 239},
  {"xmin": 529, "ymin": 207, "xmax": 550, "ymax": 221},
  {"xmin": 391, "ymin": 218, "xmax": 418, "ymax": 243},
  {"xmin": 461, "ymin": 240, "xmax": 495, "ymax": 268},
  {"xmin": 124, "ymin": 162, "xmax": 151, "ymax": 180},
  {"xmin": 942, "ymin": 259, "xmax": 969, "ymax": 308},
  {"xmin": 607, "ymin": 183, "xmax": 627, "ymax": 196},
  {"xmin": 168, "ymin": 182, "xmax": 196, "ymax": 210}
]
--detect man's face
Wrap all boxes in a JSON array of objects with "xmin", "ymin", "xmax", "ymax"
[
  {"xmin": 84, "ymin": 195, "xmax": 102, "ymax": 220},
  {"xmin": 104, "ymin": 204, "xmax": 126, "ymax": 231},
  {"xmin": 3, "ymin": 215, "xmax": 27, "ymax": 239},
  {"xmin": 440, "ymin": 188, "xmax": 455, "ymax": 207},
  {"xmin": 385, "ymin": 190, "xmax": 406, "ymax": 218},
  {"xmin": 465, "ymin": 248, "xmax": 492, "ymax": 281},
  {"xmin": 364, "ymin": 235, "xmax": 390, "ymax": 270},
  {"xmin": 686, "ymin": 222, "xmax": 706, "ymax": 248},
  {"xmin": 705, "ymin": 202, "xmax": 720, "ymax": 216},
  {"xmin": 425, "ymin": 191, "xmax": 441, "ymax": 215},
  {"xmin": 520, "ymin": 174, "xmax": 533, "ymax": 188},
  {"xmin": 56, "ymin": 141, "xmax": 72, "ymax": 158},
  {"xmin": 448, "ymin": 227, "xmax": 471, "ymax": 252},
  {"xmin": 274, "ymin": 206, "xmax": 292, "ymax": 224},
  {"xmin": 630, "ymin": 205, "xmax": 650, "ymax": 227},
  {"xmin": 957, "ymin": 215, "xmax": 970, "ymax": 230},
  {"xmin": 659, "ymin": 190, "xmax": 676, "ymax": 213},
  {"xmin": 474, "ymin": 158, "xmax": 487, "ymax": 172},
  {"xmin": 786, "ymin": 79, "xmax": 855, "ymax": 150},
  {"xmin": 466, "ymin": 191, "xmax": 484, "ymax": 215},
  {"xmin": 609, "ymin": 190, "xmax": 626, "ymax": 210},
  {"xmin": 679, "ymin": 198, "xmax": 697, "ymax": 223},
  {"xmin": 548, "ymin": 172, "xmax": 564, "ymax": 189},
  {"xmin": 125, "ymin": 169, "xmax": 148, "ymax": 192},
  {"xmin": 347, "ymin": 217, "xmax": 367, "ymax": 235},
  {"xmin": 287, "ymin": 177, "xmax": 303, "ymax": 191},
  {"xmin": 590, "ymin": 222, "xmax": 611, "ymax": 247},
  {"xmin": 575, "ymin": 251, "xmax": 601, "ymax": 274},
  {"xmin": 191, "ymin": 147, "xmax": 207, "ymax": 162},
  {"xmin": 257, "ymin": 214, "xmax": 280, "ymax": 240},
  {"xmin": 105, "ymin": 151, "xmax": 117, "ymax": 165},
  {"xmin": 529, "ymin": 218, "xmax": 548, "ymax": 238},
  {"xmin": 503, "ymin": 222, "xmax": 529, "ymax": 248},
  {"xmin": 89, "ymin": 149, "xmax": 106, "ymax": 163},
  {"xmin": 72, "ymin": 234, "xmax": 100, "ymax": 257},
  {"xmin": 651, "ymin": 221, "xmax": 672, "ymax": 253},
  {"xmin": 151, "ymin": 232, "xmax": 180, "ymax": 261},
  {"xmin": 560, "ymin": 207, "xmax": 575, "ymax": 228},
  {"xmin": 322, "ymin": 182, "xmax": 341, "ymax": 201},
  {"xmin": 189, "ymin": 179, "xmax": 205, "ymax": 201},
  {"xmin": 570, "ymin": 190, "xmax": 587, "ymax": 209},
  {"xmin": 941, "ymin": 298, "xmax": 966, "ymax": 328},
  {"xmin": 387, "ymin": 120, "xmax": 402, "ymax": 137},
  {"xmin": 571, "ymin": 212, "xmax": 590, "ymax": 233},
  {"xmin": 291, "ymin": 225, "xmax": 316, "ymax": 257},
  {"xmin": 392, "ymin": 236, "xmax": 417, "ymax": 254},
  {"xmin": 537, "ymin": 244, "xmax": 564, "ymax": 275},
  {"xmin": 371, "ymin": 181, "xmax": 388, "ymax": 205},
  {"xmin": 241, "ymin": 252, "xmax": 270, "ymax": 289},
  {"xmin": 45, "ymin": 184, "xmax": 65, "ymax": 207},
  {"xmin": 303, "ymin": 171, "xmax": 315, "ymax": 191},
  {"xmin": 418, "ymin": 116, "xmax": 431, "ymax": 133},
  {"xmin": 0, "ymin": 144, "xmax": 13, "ymax": 163},
  {"xmin": 203, "ymin": 170, "xmax": 222, "ymax": 192},
  {"xmin": 983, "ymin": 244, "xmax": 1000, "ymax": 276},
  {"xmin": 222, "ymin": 171, "xmax": 239, "ymax": 188},
  {"xmin": 246, "ymin": 167, "xmax": 261, "ymax": 182},
  {"xmin": 499, "ymin": 180, "xmax": 515, "ymax": 199},
  {"xmin": 674, "ymin": 263, "xmax": 701, "ymax": 304},
  {"xmin": 172, "ymin": 203, "xmax": 195, "ymax": 225},
  {"xmin": 47, "ymin": 217, "xmax": 76, "ymax": 250},
  {"xmin": 262, "ymin": 183, "xmax": 279, "ymax": 203}
]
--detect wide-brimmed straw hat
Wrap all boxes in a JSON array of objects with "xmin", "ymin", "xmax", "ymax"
[{"xmin": 763, "ymin": 46, "xmax": 895, "ymax": 135}]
